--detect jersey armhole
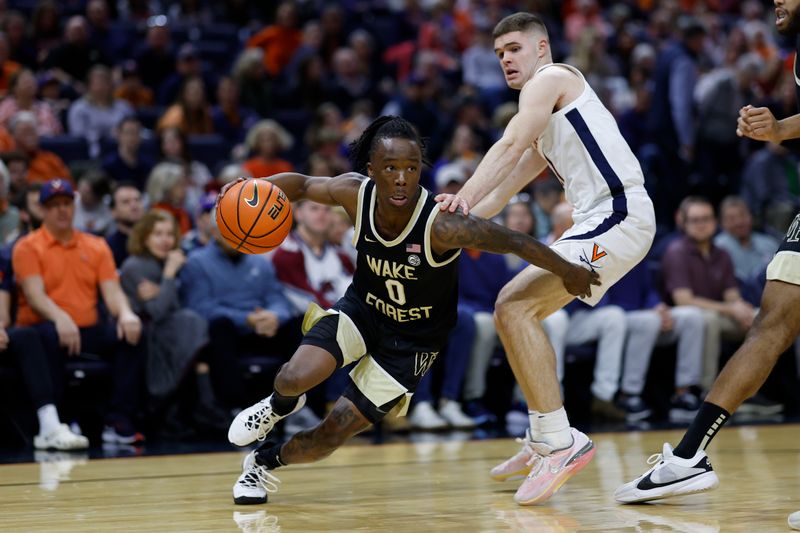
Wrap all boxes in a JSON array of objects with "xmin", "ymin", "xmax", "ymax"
[{"xmin": 351, "ymin": 179, "xmax": 370, "ymax": 248}]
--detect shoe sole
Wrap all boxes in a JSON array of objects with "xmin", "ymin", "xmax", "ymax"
[
  {"xmin": 233, "ymin": 495, "xmax": 267, "ymax": 505},
  {"xmin": 515, "ymin": 441, "xmax": 596, "ymax": 506},
  {"xmin": 491, "ymin": 465, "xmax": 532, "ymax": 482},
  {"xmin": 615, "ymin": 471, "xmax": 719, "ymax": 503}
]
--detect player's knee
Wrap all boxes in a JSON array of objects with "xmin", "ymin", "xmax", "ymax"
[{"xmin": 274, "ymin": 363, "xmax": 306, "ymax": 397}]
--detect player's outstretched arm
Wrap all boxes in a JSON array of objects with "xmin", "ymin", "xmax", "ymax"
[
  {"xmin": 430, "ymin": 210, "xmax": 600, "ymax": 298},
  {"xmin": 438, "ymin": 72, "xmax": 562, "ymax": 215},
  {"xmin": 219, "ymin": 173, "xmax": 364, "ymax": 218}
]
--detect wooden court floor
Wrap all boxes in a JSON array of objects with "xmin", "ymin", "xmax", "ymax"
[{"xmin": 1, "ymin": 424, "xmax": 799, "ymax": 532}]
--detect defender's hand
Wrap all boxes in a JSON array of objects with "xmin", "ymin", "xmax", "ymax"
[
  {"xmin": 435, "ymin": 193, "xmax": 471, "ymax": 215},
  {"xmin": 563, "ymin": 264, "xmax": 601, "ymax": 299}
]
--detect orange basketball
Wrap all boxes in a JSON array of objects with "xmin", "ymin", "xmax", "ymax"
[{"xmin": 215, "ymin": 179, "xmax": 293, "ymax": 254}]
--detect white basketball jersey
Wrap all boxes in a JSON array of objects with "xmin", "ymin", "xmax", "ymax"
[{"xmin": 533, "ymin": 63, "xmax": 647, "ymax": 219}]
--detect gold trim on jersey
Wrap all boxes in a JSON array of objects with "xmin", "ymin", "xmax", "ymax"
[
  {"xmin": 766, "ymin": 251, "xmax": 800, "ymax": 286},
  {"xmin": 349, "ymin": 355, "xmax": 412, "ymax": 417},
  {"xmin": 423, "ymin": 208, "xmax": 461, "ymax": 268},
  {"xmin": 368, "ymin": 186, "xmax": 428, "ymax": 247},
  {"xmin": 301, "ymin": 302, "xmax": 367, "ymax": 366},
  {"xmin": 351, "ymin": 179, "xmax": 369, "ymax": 248}
]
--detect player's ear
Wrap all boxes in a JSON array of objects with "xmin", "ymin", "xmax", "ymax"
[{"xmin": 366, "ymin": 161, "xmax": 373, "ymax": 178}]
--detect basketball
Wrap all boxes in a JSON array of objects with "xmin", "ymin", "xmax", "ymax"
[{"xmin": 215, "ymin": 179, "xmax": 293, "ymax": 254}]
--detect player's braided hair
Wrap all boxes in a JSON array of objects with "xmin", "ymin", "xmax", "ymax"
[{"xmin": 348, "ymin": 116, "xmax": 428, "ymax": 174}]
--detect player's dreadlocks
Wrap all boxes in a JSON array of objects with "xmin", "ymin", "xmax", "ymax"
[{"xmin": 348, "ymin": 116, "xmax": 429, "ymax": 175}]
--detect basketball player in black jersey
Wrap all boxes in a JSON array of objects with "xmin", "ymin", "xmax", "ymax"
[
  {"xmin": 222, "ymin": 116, "xmax": 599, "ymax": 505},
  {"xmin": 618, "ymin": 3, "xmax": 800, "ymax": 528}
]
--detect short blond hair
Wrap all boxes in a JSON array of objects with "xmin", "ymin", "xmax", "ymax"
[
  {"xmin": 245, "ymin": 119, "xmax": 293, "ymax": 152},
  {"xmin": 146, "ymin": 162, "xmax": 184, "ymax": 204}
]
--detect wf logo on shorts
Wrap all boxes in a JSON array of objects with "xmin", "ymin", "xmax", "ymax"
[{"xmin": 414, "ymin": 351, "xmax": 438, "ymax": 376}]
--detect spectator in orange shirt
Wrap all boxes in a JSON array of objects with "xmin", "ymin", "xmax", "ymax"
[
  {"xmin": 113, "ymin": 60, "xmax": 155, "ymax": 110},
  {"xmin": 246, "ymin": 2, "xmax": 302, "ymax": 78},
  {"xmin": 12, "ymin": 179, "xmax": 146, "ymax": 444},
  {"xmin": 241, "ymin": 119, "xmax": 293, "ymax": 178},
  {"xmin": 10, "ymin": 111, "xmax": 73, "ymax": 186},
  {"xmin": 157, "ymin": 75, "xmax": 214, "ymax": 135}
]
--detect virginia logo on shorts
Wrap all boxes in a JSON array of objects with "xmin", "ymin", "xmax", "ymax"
[{"xmin": 590, "ymin": 243, "xmax": 607, "ymax": 262}]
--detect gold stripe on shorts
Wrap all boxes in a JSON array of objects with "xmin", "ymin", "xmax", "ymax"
[
  {"xmin": 302, "ymin": 302, "xmax": 367, "ymax": 366},
  {"xmin": 766, "ymin": 251, "xmax": 800, "ymax": 286},
  {"xmin": 349, "ymin": 355, "xmax": 412, "ymax": 416}
]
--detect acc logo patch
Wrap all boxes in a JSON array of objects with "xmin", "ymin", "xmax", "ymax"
[{"xmin": 408, "ymin": 254, "xmax": 421, "ymax": 266}]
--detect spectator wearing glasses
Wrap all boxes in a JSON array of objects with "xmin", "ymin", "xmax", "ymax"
[{"xmin": 661, "ymin": 196, "xmax": 756, "ymax": 390}]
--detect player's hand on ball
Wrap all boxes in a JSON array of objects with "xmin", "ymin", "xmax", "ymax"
[
  {"xmin": 218, "ymin": 177, "xmax": 248, "ymax": 199},
  {"xmin": 117, "ymin": 310, "xmax": 142, "ymax": 345},
  {"xmin": 435, "ymin": 193, "xmax": 471, "ymax": 215},
  {"xmin": 563, "ymin": 264, "xmax": 601, "ymax": 298}
]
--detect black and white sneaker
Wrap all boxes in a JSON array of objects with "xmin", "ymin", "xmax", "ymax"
[
  {"xmin": 228, "ymin": 393, "xmax": 306, "ymax": 446},
  {"xmin": 617, "ymin": 395, "xmax": 653, "ymax": 422},
  {"xmin": 668, "ymin": 391, "xmax": 701, "ymax": 423},
  {"xmin": 614, "ymin": 442, "xmax": 719, "ymax": 503},
  {"xmin": 233, "ymin": 451, "xmax": 281, "ymax": 505}
]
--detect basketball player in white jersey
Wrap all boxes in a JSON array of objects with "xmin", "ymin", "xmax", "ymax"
[{"xmin": 438, "ymin": 12, "xmax": 656, "ymax": 505}]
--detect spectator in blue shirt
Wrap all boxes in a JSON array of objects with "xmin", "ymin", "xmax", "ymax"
[{"xmin": 179, "ymin": 224, "xmax": 300, "ymax": 408}]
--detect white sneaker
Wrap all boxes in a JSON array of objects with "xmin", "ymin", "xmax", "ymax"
[
  {"xmin": 228, "ymin": 393, "xmax": 306, "ymax": 446},
  {"xmin": 409, "ymin": 401, "xmax": 448, "ymax": 430},
  {"xmin": 614, "ymin": 443, "xmax": 719, "ymax": 503},
  {"xmin": 283, "ymin": 406, "xmax": 322, "ymax": 437},
  {"xmin": 34, "ymin": 424, "xmax": 90, "ymax": 450},
  {"xmin": 438, "ymin": 399, "xmax": 476, "ymax": 429},
  {"xmin": 790, "ymin": 511, "xmax": 800, "ymax": 530},
  {"xmin": 490, "ymin": 429, "xmax": 536, "ymax": 481},
  {"xmin": 233, "ymin": 451, "xmax": 281, "ymax": 505},
  {"xmin": 232, "ymin": 510, "xmax": 280, "ymax": 533}
]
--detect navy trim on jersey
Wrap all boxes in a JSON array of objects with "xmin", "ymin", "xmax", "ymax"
[{"xmin": 561, "ymin": 109, "xmax": 628, "ymax": 241}]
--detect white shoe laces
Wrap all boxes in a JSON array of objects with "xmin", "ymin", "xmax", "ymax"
[
  {"xmin": 244, "ymin": 401, "xmax": 282, "ymax": 442},
  {"xmin": 242, "ymin": 463, "xmax": 281, "ymax": 494}
]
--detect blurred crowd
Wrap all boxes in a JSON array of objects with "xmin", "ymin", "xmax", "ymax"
[{"xmin": 1, "ymin": 0, "xmax": 799, "ymax": 453}]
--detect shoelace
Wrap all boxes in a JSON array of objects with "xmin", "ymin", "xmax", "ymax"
[
  {"xmin": 244, "ymin": 401, "xmax": 281, "ymax": 442},
  {"xmin": 242, "ymin": 463, "xmax": 281, "ymax": 493},
  {"xmin": 646, "ymin": 453, "xmax": 663, "ymax": 466}
]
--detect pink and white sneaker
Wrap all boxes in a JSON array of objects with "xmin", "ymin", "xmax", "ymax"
[
  {"xmin": 490, "ymin": 429, "xmax": 538, "ymax": 482},
  {"xmin": 513, "ymin": 428, "xmax": 595, "ymax": 505}
]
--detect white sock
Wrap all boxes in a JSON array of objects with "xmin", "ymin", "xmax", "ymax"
[
  {"xmin": 37, "ymin": 404, "xmax": 61, "ymax": 436},
  {"xmin": 527, "ymin": 410, "xmax": 542, "ymax": 441},
  {"xmin": 537, "ymin": 407, "xmax": 573, "ymax": 450}
]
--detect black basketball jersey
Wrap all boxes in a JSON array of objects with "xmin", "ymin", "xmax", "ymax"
[{"xmin": 350, "ymin": 179, "xmax": 460, "ymax": 343}]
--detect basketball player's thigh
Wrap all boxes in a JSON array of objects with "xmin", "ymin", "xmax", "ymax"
[{"xmin": 497, "ymin": 263, "xmax": 573, "ymax": 316}]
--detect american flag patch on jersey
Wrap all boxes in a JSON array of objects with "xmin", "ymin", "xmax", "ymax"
[{"xmin": 406, "ymin": 243, "xmax": 421, "ymax": 253}]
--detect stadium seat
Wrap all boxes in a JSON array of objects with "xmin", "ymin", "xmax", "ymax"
[
  {"xmin": 136, "ymin": 106, "xmax": 167, "ymax": 131},
  {"xmin": 38, "ymin": 135, "xmax": 90, "ymax": 164},
  {"xmin": 187, "ymin": 134, "xmax": 232, "ymax": 170}
]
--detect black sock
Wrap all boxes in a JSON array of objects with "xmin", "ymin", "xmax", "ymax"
[
  {"xmin": 271, "ymin": 391, "xmax": 301, "ymax": 416},
  {"xmin": 255, "ymin": 442, "xmax": 286, "ymax": 470},
  {"xmin": 673, "ymin": 402, "xmax": 730, "ymax": 459}
]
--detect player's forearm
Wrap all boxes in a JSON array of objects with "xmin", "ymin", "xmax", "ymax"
[
  {"xmin": 264, "ymin": 173, "xmax": 314, "ymax": 202},
  {"xmin": 776, "ymin": 114, "xmax": 800, "ymax": 142},
  {"xmin": 496, "ymin": 232, "xmax": 572, "ymax": 278},
  {"xmin": 458, "ymin": 138, "xmax": 526, "ymax": 207}
]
